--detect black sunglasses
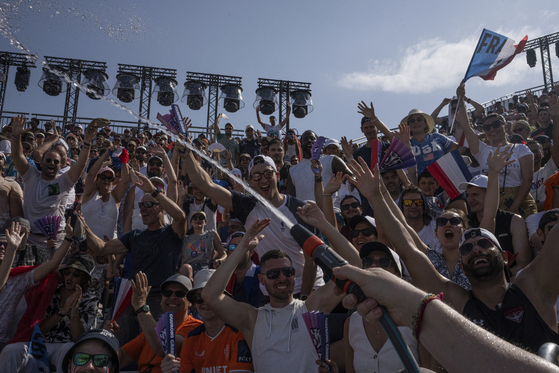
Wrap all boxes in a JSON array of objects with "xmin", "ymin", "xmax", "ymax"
[
  {"xmin": 138, "ymin": 201, "xmax": 159, "ymax": 209},
  {"xmin": 250, "ymin": 169, "xmax": 275, "ymax": 181},
  {"xmin": 482, "ymin": 120, "xmax": 504, "ymax": 132},
  {"xmin": 98, "ymin": 174, "xmax": 115, "ymax": 182},
  {"xmin": 149, "ymin": 161, "xmax": 163, "ymax": 167},
  {"xmin": 73, "ymin": 353, "xmax": 110, "ymax": 368},
  {"xmin": 163, "ymin": 289, "xmax": 187, "ymax": 298},
  {"xmin": 191, "ymin": 215, "xmax": 205, "ymax": 221},
  {"xmin": 265, "ymin": 266, "xmax": 295, "ymax": 280},
  {"xmin": 45, "ymin": 158, "xmax": 60, "ymax": 165},
  {"xmin": 193, "ymin": 293, "xmax": 204, "ymax": 304},
  {"xmin": 341, "ymin": 202, "xmax": 360, "ymax": 211},
  {"xmin": 458, "ymin": 238, "xmax": 494, "ymax": 257},
  {"xmin": 362, "ymin": 256, "xmax": 393, "ymax": 268},
  {"xmin": 408, "ymin": 116, "xmax": 424, "ymax": 124},
  {"xmin": 436, "ymin": 217, "xmax": 462, "ymax": 227},
  {"xmin": 351, "ymin": 228, "xmax": 376, "ymax": 238},
  {"xmin": 63, "ymin": 268, "xmax": 82, "ymax": 278}
]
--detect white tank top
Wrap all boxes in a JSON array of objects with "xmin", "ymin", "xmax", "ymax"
[
  {"xmin": 81, "ymin": 191, "xmax": 118, "ymax": 240},
  {"xmin": 288, "ymin": 155, "xmax": 334, "ymax": 202},
  {"xmin": 252, "ymin": 299, "xmax": 318, "ymax": 373}
]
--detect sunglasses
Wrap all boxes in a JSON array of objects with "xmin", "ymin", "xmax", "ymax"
[
  {"xmin": 362, "ymin": 256, "xmax": 393, "ymax": 268},
  {"xmin": 98, "ymin": 174, "xmax": 115, "ymax": 182},
  {"xmin": 341, "ymin": 202, "xmax": 360, "ymax": 211},
  {"xmin": 191, "ymin": 215, "xmax": 205, "ymax": 221},
  {"xmin": 250, "ymin": 169, "xmax": 275, "ymax": 181},
  {"xmin": 482, "ymin": 120, "xmax": 504, "ymax": 132},
  {"xmin": 351, "ymin": 228, "xmax": 376, "ymax": 238},
  {"xmin": 265, "ymin": 266, "xmax": 295, "ymax": 280},
  {"xmin": 436, "ymin": 217, "xmax": 462, "ymax": 226},
  {"xmin": 73, "ymin": 353, "xmax": 110, "ymax": 368},
  {"xmin": 138, "ymin": 201, "xmax": 159, "ymax": 209},
  {"xmin": 149, "ymin": 161, "xmax": 163, "ymax": 167},
  {"xmin": 408, "ymin": 116, "xmax": 424, "ymax": 124},
  {"xmin": 403, "ymin": 199, "xmax": 423, "ymax": 207},
  {"xmin": 163, "ymin": 289, "xmax": 187, "ymax": 298},
  {"xmin": 513, "ymin": 127, "xmax": 527, "ymax": 133},
  {"xmin": 193, "ymin": 293, "xmax": 204, "ymax": 304},
  {"xmin": 63, "ymin": 268, "xmax": 82, "ymax": 278},
  {"xmin": 228, "ymin": 244, "xmax": 237, "ymax": 251},
  {"xmin": 458, "ymin": 238, "xmax": 494, "ymax": 257},
  {"xmin": 45, "ymin": 158, "xmax": 60, "ymax": 165}
]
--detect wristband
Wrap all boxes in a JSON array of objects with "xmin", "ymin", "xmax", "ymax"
[
  {"xmin": 314, "ymin": 177, "xmax": 323, "ymax": 183},
  {"xmin": 64, "ymin": 237, "xmax": 73, "ymax": 243},
  {"xmin": 82, "ymin": 142, "xmax": 91, "ymax": 147},
  {"xmin": 412, "ymin": 292, "xmax": 443, "ymax": 341},
  {"xmin": 151, "ymin": 188, "xmax": 162, "ymax": 198}
]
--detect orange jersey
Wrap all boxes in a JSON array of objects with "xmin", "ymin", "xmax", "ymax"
[
  {"xmin": 122, "ymin": 315, "xmax": 203, "ymax": 373},
  {"xmin": 180, "ymin": 324, "xmax": 253, "ymax": 373}
]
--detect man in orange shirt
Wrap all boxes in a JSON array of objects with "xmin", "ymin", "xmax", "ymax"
[
  {"xmin": 160, "ymin": 269, "xmax": 254, "ymax": 373},
  {"xmin": 105, "ymin": 272, "xmax": 202, "ymax": 373}
]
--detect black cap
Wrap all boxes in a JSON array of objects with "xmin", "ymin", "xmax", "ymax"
[
  {"xmin": 361, "ymin": 117, "xmax": 371, "ymax": 125},
  {"xmin": 358, "ymin": 241, "xmax": 403, "ymax": 276},
  {"xmin": 348, "ymin": 215, "xmax": 377, "ymax": 231},
  {"xmin": 539, "ymin": 209, "xmax": 559, "ymax": 231},
  {"xmin": 62, "ymin": 329, "xmax": 120, "ymax": 373}
]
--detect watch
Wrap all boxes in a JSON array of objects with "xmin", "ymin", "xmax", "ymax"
[
  {"xmin": 151, "ymin": 188, "xmax": 162, "ymax": 198},
  {"xmin": 134, "ymin": 304, "xmax": 150, "ymax": 316}
]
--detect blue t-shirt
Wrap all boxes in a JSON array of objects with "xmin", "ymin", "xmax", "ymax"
[{"xmin": 411, "ymin": 133, "xmax": 454, "ymax": 174}]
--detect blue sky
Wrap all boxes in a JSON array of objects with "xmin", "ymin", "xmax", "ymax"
[{"xmin": 0, "ymin": 0, "xmax": 557, "ymax": 142}]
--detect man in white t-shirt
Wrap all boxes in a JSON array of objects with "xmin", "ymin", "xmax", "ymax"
[
  {"xmin": 256, "ymin": 102, "xmax": 291, "ymax": 139},
  {"xmin": 9, "ymin": 115, "xmax": 98, "ymax": 247}
]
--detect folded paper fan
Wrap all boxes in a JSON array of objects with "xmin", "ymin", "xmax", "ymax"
[
  {"xmin": 34, "ymin": 216, "xmax": 62, "ymax": 240},
  {"xmin": 155, "ymin": 312, "xmax": 176, "ymax": 356},
  {"xmin": 171, "ymin": 104, "xmax": 188, "ymax": 138},
  {"xmin": 208, "ymin": 143, "xmax": 226, "ymax": 153},
  {"xmin": 311, "ymin": 137, "xmax": 326, "ymax": 173},
  {"xmin": 302, "ymin": 311, "xmax": 330, "ymax": 367},
  {"xmin": 378, "ymin": 138, "xmax": 416, "ymax": 172},
  {"xmin": 157, "ymin": 113, "xmax": 180, "ymax": 135}
]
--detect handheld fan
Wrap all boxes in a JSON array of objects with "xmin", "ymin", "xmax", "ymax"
[
  {"xmin": 155, "ymin": 312, "xmax": 176, "ymax": 356},
  {"xmin": 34, "ymin": 216, "xmax": 62, "ymax": 241},
  {"xmin": 208, "ymin": 143, "xmax": 226, "ymax": 153},
  {"xmin": 378, "ymin": 138, "xmax": 416, "ymax": 172},
  {"xmin": 311, "ymin": 136, "xmax": 326, "ymax": 173},
  {"xmin": 302, "ymin": 311, "xmax": 330, "ymax": 366}
]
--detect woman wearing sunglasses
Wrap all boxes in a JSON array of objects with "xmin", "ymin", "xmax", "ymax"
[
  {"xmin": 81, "ymin": 146, "xmax": 129, "ymax": 242},
  {"xmin": 178, "ymin": 211, "xmax": 227, "ymax": 283},
  {"xmin": 343, "ymin": 241, "xmax": 428, "ymax": 373},
  {"xmin": 456, "ymin": 83, "xmax": 537, "ymax": 217}
]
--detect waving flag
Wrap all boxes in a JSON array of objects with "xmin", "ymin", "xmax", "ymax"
[
  {"xmin": 463, "ymin": 29, "xmax": 527, "ymax": 82},
  {"xmin": 426, "ymin": 150, "xmax": 472, "ymax": 199},
  {"xmin": 111, "ymin": 278, "xmax": 133, "ymax": 322}
]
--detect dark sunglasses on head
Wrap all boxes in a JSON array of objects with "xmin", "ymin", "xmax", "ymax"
[
  {"xmin": 458, "ymin": 238, "xmax": 494, "ymax": 257},
  {"xmin": 408, "ymin": 116, "xmax": 424, "ymax": 124},
  {"xmin": 362, "ymin": 256, "xmax": 393, "ymax": 268},
  {"xmin": 193, "ymin": 293, "xmax": 204, "ymax": 304},
  {"xmin": 63, "ymin": 268, "xmax": 82, "ymax": 278},
  {"xmin": 163, "ymin": 289, "xmax": 187, "ymax": 298},
  {"xmin": 191, "ymin": 215, "xmax": 205, "ymax": 221},
  {"xmin": 436, "ymin": 217, "xmax": 462, "ymax": 226},
  {"xmin": 341, "ymin": 202, "xmax": 360, "ymax": 211},
  {"xmin": 250, "ymin": 169, "xmax": 274, "ymax": 181},
  {"xmin": 403, "ymin": 199, "xmax": 423, "ymax": 207},
  {"xmin": 149, "ymin": 161, "xmax": 163, "ymax": 167},
  {"xmin": 351, "ymin": 228, "xmax": 376, "ymax": 238},
  {"xmin": 265, "ymin": 266, "xmax": 295, "ymax": 280},
  {"xmin": 482, "ymin": 120, "xmax": 504, "ymax": 132},
  {"xmin": 73, "ymin": 353, "xmax": 110, "ymax": 368},
  {"xmin": 138, "ymin": 201, "xmax": 159, "ymax": 209},
  {"xmin": 98, "ymin": 174, "xmax": 115, "ymax": 182},
  {"xmin": 45, "ymin": 158, "xmax": 60, "ymax": 165}
]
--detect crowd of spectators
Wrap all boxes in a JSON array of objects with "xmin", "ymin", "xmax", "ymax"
[{"xmin": 0, "ymin": 82, "xmax": 558, "ymax": 373}]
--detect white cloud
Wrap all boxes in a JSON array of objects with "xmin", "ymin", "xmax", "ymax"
[{"xmin": 338, "ymin": 28, "xmax": 543, "ymax": 94}]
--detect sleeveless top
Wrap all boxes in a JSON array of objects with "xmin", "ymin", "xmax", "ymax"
[
  {"xmin": 468, "ymin": 210, "xmax": 514, "ymax": 253},
  {"xmin": 252, "ymin": 299, "xmax": 318, "ymax": 373},
  {"xmin": 463, "ymin": 283, "xmax": 559, "ymax": 353},
  {"xmin": 81, "ymin": 191, "xmax": 118, "ymax": 240},
  {"xmin": 349, "ymin": 312, "xmax": 418, "ymax": 373},
  {"xmin": 288, "ymin": 155, "xmax": 334, "ymax": 202}
]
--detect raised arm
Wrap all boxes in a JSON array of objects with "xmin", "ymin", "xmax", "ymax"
[
  {"xmin": 131, "ymin": 272, "xmax": 165, "ymax": 356},
  {"xmin": 322, "ymin": 172, "xmax": 344, "ymax": 230},
  {"xmin": 431, "ymin": 98, "xmax": 451, "ymax": 123},
  {"xmin": 33, "ymin": 221, "xmax": 74, "ymax": 282},
  {"xmin": 213, "ymin": 113, "xmax": 223, "ymax": 135},
  {"xmin": 456, "ymin": 84, "xmax": 480, "ymax": 156},
  {"xmin": 0, "ymin": 223, "xmax": 23, "ymax": 292},
  {"xmin": 32, "ymin": 119, "xmax": 59, "ymax": 163},
  {"xmin": 149, "ymin": 143, "xmax": 178, "ymax": 203},
  {"xmin": 357, "ymin": 101, "xmax": 395, "ymax": 142},
  {"xmin": 112, "ymin": 163, "xmax": 130, "ymax": 204},
  {"xmin": 181, "ymin": 148, "xmax": 233, "ymax": 211},
  {"xmin": 255, "ymin": 106, "xmax": 267, "ymax": 128},
  {"xmin": 83, "ymin": 148, "xmax": 111, "ymax": 201},
  {"xmin": 8, "ymin": 115, "xmax": 30, "ymax": 176},
  {"xmin": 278, "ymin": 102, "xmax": 291, "ymax": 128},
  {"xmin": 68, "ymin": 119, "xmax": 102, "ymax": 183}
]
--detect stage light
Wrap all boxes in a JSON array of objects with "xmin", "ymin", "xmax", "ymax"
[
  {"xmin": 290, "ymin": 90, "xmax": 313, "ymax": 118},
  {"xmin": 219, "ymin": 85, "xmax": 244, "ymax": 113},
  {"xmin": 153, "ymin": 76, "xmax": 179, "ymax": 106},
  {"xmin": 253, "ymin": 87, "xmax": 277, "ymax": 115},
  {"xmin": 526, "ymin": 49, "xmax": 537, "ymax": 68},
  {"xmin": 14, "ymin": 66, "xmax": 30, "ymax": 92},
  {"xmin": 181, "ymin": 80, "xmax": 207, "ymax": 110},
  {"xmin": 112, "ymin": 74, "xmax": 140, "ymax": 103},
  {"xmin": 81, "ymin": 69, "xmax": 110, "ymax": 100},
  {"xmin": 38, "ymin": 67, "xmax": 67, "ymax": 97}
]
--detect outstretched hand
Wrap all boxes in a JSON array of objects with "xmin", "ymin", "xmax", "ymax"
[
  {"xmin": 357, "ymin": 101, "xmax": 378, "ymax": 121},
  {"xmin": 486, "ymin": 145, "xmax": 515, "ymax": 173},
  {"xmin": 347, "ymin": 158, "xmax": 384, "ymax": 200},
  {"xmin": 11, "ymin": 114, "xmax": 28, "ymax": 136},
  {"xmin": 238, "ymin": 219, "xmax": 270, "ymax": 252},
  {"xmin": 324, "ymin": 172, "xmax": 343, "ymax": 195},
  {"xmin": 394, "ymin": 122, "xmax": 411, "ymax": 148},
  {"xmin": 131, "ymin": 271, "xmax": 151, "ymax": 309},
  {"xmin": 296, "ymin": 200, "xmax": 327, "ymax": 228},
  {"xmin": 5, "ymin": 221, "xmax": 23, "ymax": 249}
]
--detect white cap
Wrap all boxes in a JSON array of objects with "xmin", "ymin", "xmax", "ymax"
[
  {"xmin": 324, "ymin": 138, "xmax": 340, "ymax": 149},
  {"xmin": 248, "ymin": 155, "xmax": 277, "ymax": 175},
  {"xmin": 458, "ymin": 174, "xmax": 488, "ymax": 191},
  {"xmin": 246, "ymin": 125, "xmax": 254, "ymax": 131}
]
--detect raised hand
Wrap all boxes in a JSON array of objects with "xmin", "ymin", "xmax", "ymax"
[
  {"xmin": 311, "ymin": 159, "xmax": 322, "ymax": 176},
  {"xmin": 324, "ymin": 172, "xmax": 343, "ymax": 195},
  {"xmin": 441, "ymin": 98, "xmax": 451, "ymax": 106},
  {"xmin": 11, "ymin": 114, "xmax": 28, "ymax": 136},
  {"xmin": 296, "ymin": 200, "xmax": 327, "ymax": 227},
  {"xmin": 456, "ymin": 83, "xmax": 466, "ymax": 98},
  {"xmin": 134, "ymin": 171, "xmax": 156, "ymax": 193},
  {"xmin": 148, "ymin": 143, "xmax": 167, "ymax": 158},
  {"xmin": 238, "ymin": 219, "xmax": 270, "ymax": 252},
  {"xmin": 394, "ymin": 122, "xmax": 411, "ymax": 148},
  {"xmin": 131, "ymin": 271, "xmax": 151, "ymax": 310},
  {"xmin": 357, "ymin": 101, "xmax": 377, "ymax": 121},
  {"xmin": 340, "ymin": 136, "xmax": 354, "ymax": 159},
  {"xmin": 487, "ymin": 145, "xmax": 515, "ymax": 173},
  {"xmin": 184, "ymin": 117, "xmax": 192, "ymax": 130},
  {"xmin": 5, "ymin": 221, "xmax": 23, "ymax": 249},
  {"xmin": 347, "ymin": 158, "xmax": 383, "ymax": 200}
]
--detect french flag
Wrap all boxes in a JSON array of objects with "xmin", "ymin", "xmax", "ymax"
[
  {"xmin": 427, "ymin": 150, "xmax": 472, "ymax": 199},
  {"xmin": 463, "ymin": 29, "xmax": 527, "ymax": 82}
]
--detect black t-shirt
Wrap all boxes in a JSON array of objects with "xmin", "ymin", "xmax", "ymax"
[
  {"xmin": 277, "ymin": 162, "xmax": 291, "ymax": 194},
  {"xmin": 239, "ymin": 138, "xmax": 261, "ymax": 158},
  {"xmin": 119, "ymin": 225, "xmax": 183, "ymax": 291},
  {"xmin": 463, "ymin": 284, "xmax": 559, "ymax": 353},
  {"xmin": 468, "ymin": 209, "xmax": 514, "ymax": 254},
  {"xmin": 530, "ymin": 122, "xmax": 553, "ymax": 138}
]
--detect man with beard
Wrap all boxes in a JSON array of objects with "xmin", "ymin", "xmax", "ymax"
[
  {"xmin": 10, "ymin": 115, "xmax": 97, "ymax": 247},
  {"xmin": 339, "ymin": 195, "xmax": 363, "ymax": 241},
  {"xmin": 201, "ymin": 219, "xmax": 345, "ymax": 373},
  {"xmin": 183, "ymin": 149, "xmax": 323, "ymax": 298},
  {"xmin": 381, "ymin": 170, "xmax": 403, "ymax": 203},
  {"xmin": 239, "ymin": 125, "xmax": 260, "ymax": 160},
  {"xmin": 134, "ymin": 146, "xmax": 148, "ymax": 176},
  {"xmin": 268, "ymin": 138, "xmax": 290, "ymax": 194},
  {"xmin": 286, "ymin": 130, "xmax": 351, "ymax": 202},
  {"xmin": 397, "ymin": 185, "xmax": 439, "ymax": 251},
  {"xmin": 349, "ymin": 158, "xmax": 559, "ymax": 355}
]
